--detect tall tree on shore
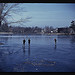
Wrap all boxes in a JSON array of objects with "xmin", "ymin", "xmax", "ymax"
[
  {"xmin": 69, "ymin": 20, "xmax": 75, "ymax": 31},
  {"xmin": 0, "ymin": 3, "xmax": 31, "ymax": 27}
]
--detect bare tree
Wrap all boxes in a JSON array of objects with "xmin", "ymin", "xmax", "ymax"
[
  {"xmin": 0, "ymin": 3, "xmax": 31, "ymax": 27},
  {"xmin": 70, "ymin": 20, "xmax": 75, "ymax": 31}
]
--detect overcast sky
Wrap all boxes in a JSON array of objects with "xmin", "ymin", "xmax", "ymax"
[{"xmin": 11, "ymin": 3, "xmax": 75, "ymax": 28}]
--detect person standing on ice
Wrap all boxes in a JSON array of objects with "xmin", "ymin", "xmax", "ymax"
[
  {"xmin": 54, "ymin": 38, "xmax": 57, "ymax": 45},
  {"xmin": 23, "ymin": 39, "xmax": 26, "ymax": 45}
]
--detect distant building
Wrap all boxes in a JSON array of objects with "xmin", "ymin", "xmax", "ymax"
[
  {"xmin": 58, "ymin": 27, "xmax": 75, "ymax": 34},
  {"xmin": 41, "ymin": 29, "xmax": 44, "ymax": 34},
  {"xmin": 51, "ymin": 31, "xmax": 53, "ymax": 33},
  {"xmin": 58, "ymin": 28, "xmax": 67, "ymax": 33},
  {"xmin": 69, "ymin": 28, "xmax": 75, "ymax": 34},
  {"xmin": 53, "ymin": 28, "xmax": 58, "ymax": 33}
]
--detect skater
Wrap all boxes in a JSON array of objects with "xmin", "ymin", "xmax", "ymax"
[
  {"xmin": 28, "ymin": 38, "xmax": 30, "ymax": 45},
  {"xmin": 54, "ymin": 38, "xmax": 57, "ymax": 45},
  {"xmin": 23, "ymin": 39, "xmax": 26, "ymax": 45}
]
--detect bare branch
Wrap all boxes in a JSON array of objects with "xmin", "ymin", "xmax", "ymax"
[
  {"xmin": 0, "ymin": 3, "xmax": 31, "ymax": 27},
  {"xmin": 8, "ymin": 18, "xmax": 30, "ymax": 24},
  {"xmin": 3, "ymin": 3, "xmax": 19, "ymax": 17}
]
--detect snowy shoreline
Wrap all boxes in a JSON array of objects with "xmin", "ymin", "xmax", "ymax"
[
  {"xmin": 0, "ymin": 32, "xmax": 13, "ymax": 34},
  {"xmin": 0, "ymin": 32, "xmax": 75, "ymax": 35}
]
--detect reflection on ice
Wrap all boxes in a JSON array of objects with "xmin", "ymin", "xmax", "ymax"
[
  {"xmin": 54, "ymin": 45, "xmax": 57, "ymax": 50},
  {"xmin": 28, "ymin": 44, "xmax": 30, "ymax": 56},
  {"xmin": 22, "ymin": 45, "xmax": 25, "ymax": 54},
  {"xmin": 22, "ymin": 43, "xmax": 31, "ymax": 56}
]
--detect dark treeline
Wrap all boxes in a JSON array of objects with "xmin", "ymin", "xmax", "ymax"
[
  {"xmin": 0, "ymin": 24, "xmax": 56, "ymax": 34},
  {"xmin": 9, "ymin": 26, "xmax": 55, "ymax": 34},
  {"xmin": 11, "ymin": 26, "xmax": 42, "ymax": 34}
]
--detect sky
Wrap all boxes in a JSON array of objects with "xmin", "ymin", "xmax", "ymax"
[{"xmin": 10, "ymin": 3, "xmax": 75, "ymax": 28}]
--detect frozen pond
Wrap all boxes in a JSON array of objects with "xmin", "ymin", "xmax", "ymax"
[{"xmin": 0, "ymin": 34, "xmax": 75, "ymax": 72}]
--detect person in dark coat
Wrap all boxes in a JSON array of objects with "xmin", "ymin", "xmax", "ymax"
[
  {"xmin": 23, "ymin": 39, "xmax": 26, "ymax": 45},
  {"xmin": 28, "ymin": 38, "xmax": 30, "ymax": 45},
  {"xmin": 54, "ymin": 38, "xmax": 57, "ymax": 45}
]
